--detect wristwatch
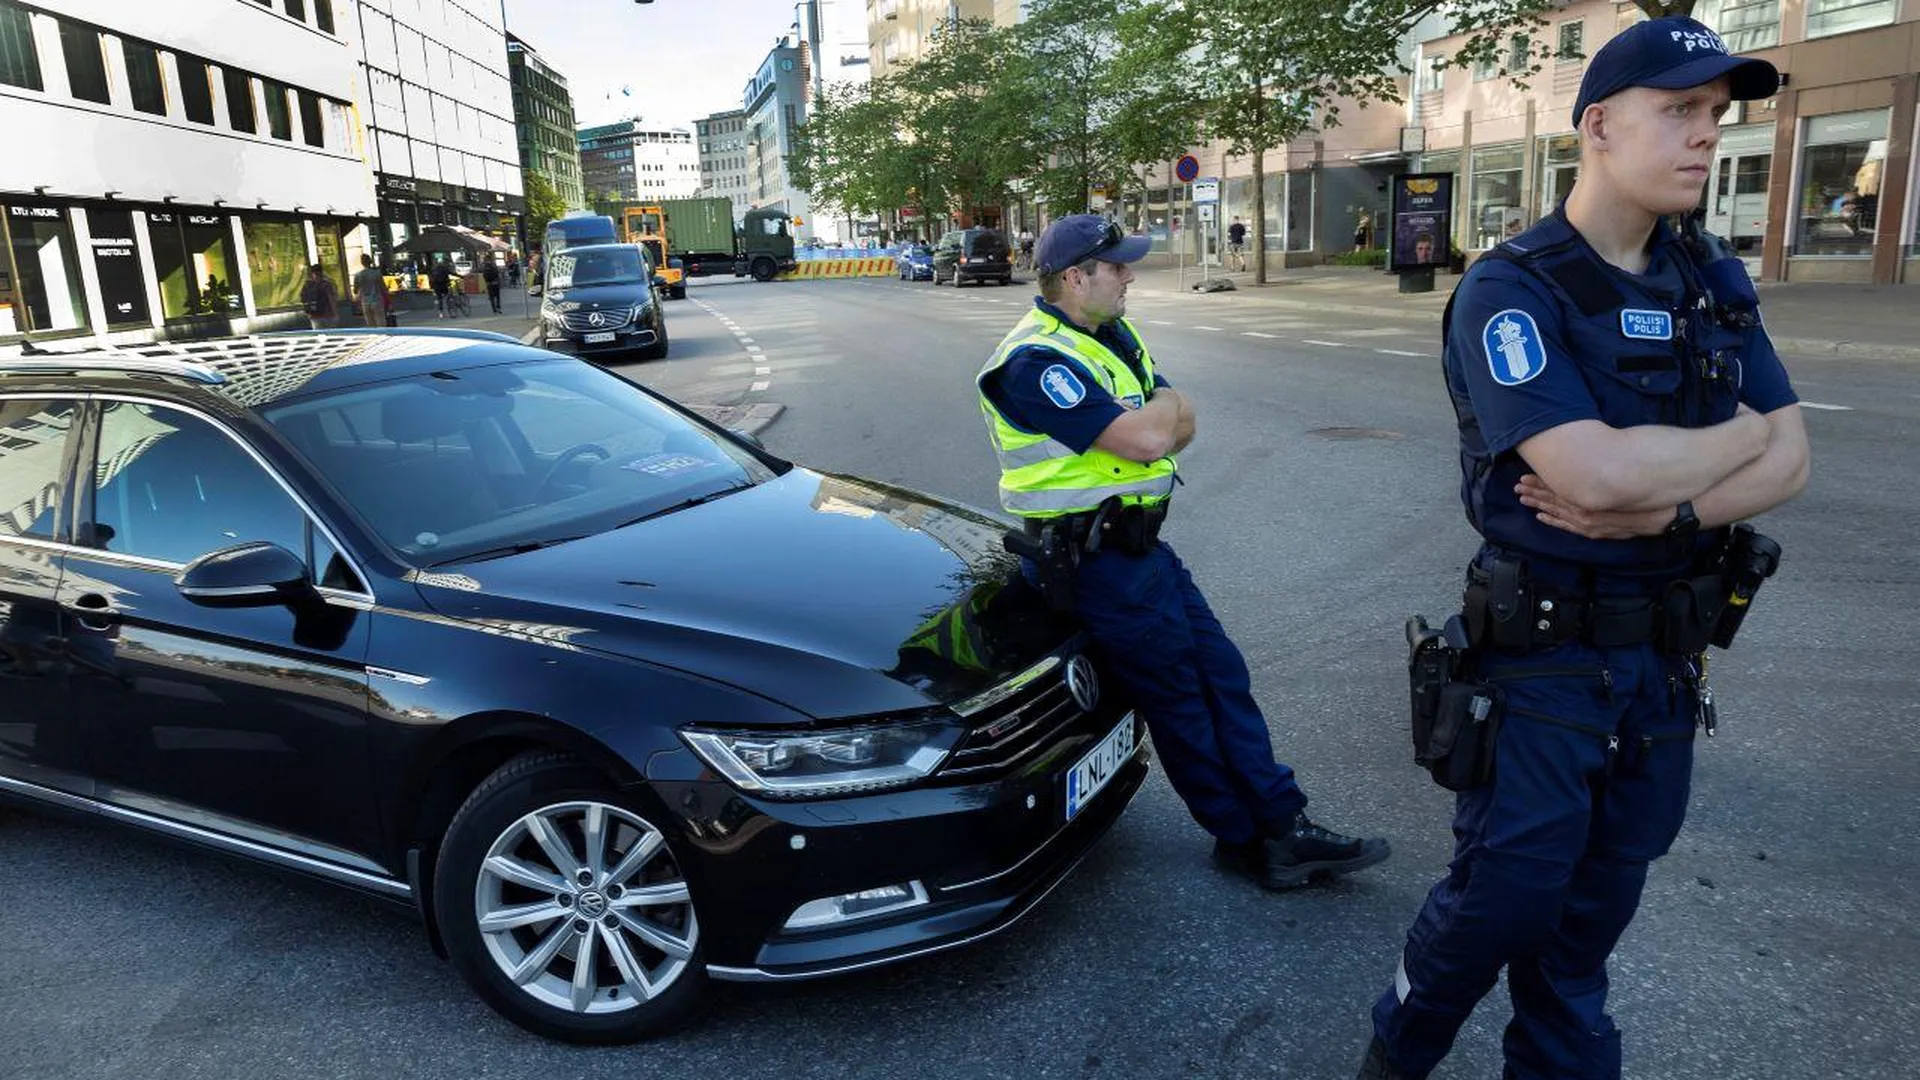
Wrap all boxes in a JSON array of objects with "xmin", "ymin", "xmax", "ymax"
[{"xmin": 1665, "ymin": 500, "xmax": 1699, "ymax": 541}]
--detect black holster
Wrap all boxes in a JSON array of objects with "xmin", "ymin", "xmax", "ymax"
[
  {"xmin": 1406, "ymin": 614, "xmax": 1503, "ymax": 791},
  {"xmin": 1003, "ymin": 521, "xmax": 1078, "ymax": 615}
]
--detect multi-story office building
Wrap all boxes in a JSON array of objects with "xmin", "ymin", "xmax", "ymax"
[
  {"xmin": 577, "ymin": 120, "xmax": 698, "ymax": 205},
  {"xmin": 350, "ymin": 0, "xmax": 521, "ymax": 257},
  {"xmin": 741, "ymin": 43, "xmax": 813, "ymax": 235},
  {"xmin": 1408, "ymin": 0, "xmax": 1918, "ymax": 284},
  {"xmin": 866, "ymin": 0, "xmax": 993, "ymax": 78},
  {"xmin": 506, "ymin": 32, "xmax": 583, "ymax": 211},
  {"xmin": 695, "ymin": 109, "xmax": 750, "ymax": 210},
  {"xmin": 0, "ymin": 0, "xmax": 375, "ymax": 346}
]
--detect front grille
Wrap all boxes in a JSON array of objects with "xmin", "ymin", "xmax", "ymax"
[
  {"xmin": 941, "ymin": 673, "xmax": 1087, "ymax": 780},
  {"xmin": 558, "ymin": 308, "xmax": 633, "ymax": 333}
]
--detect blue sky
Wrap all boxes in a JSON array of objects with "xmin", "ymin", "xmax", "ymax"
[{"xmin": 499, "ymin": 0, "xmax": 871, "ymax": 131}]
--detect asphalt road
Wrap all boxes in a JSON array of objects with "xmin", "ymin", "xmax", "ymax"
[{"xmin": 3, "ymin": 274, "xmax": 1916, "ymax": 1080}]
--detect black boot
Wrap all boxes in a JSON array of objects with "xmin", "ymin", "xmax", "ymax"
[
  {"xmin": 1213, "ymin": 813, "xmax": 1390, "ymax": 890},
  {"xmin": 1355, "ymin": 1037, "xmax": 1413, "ymax": 1079}
]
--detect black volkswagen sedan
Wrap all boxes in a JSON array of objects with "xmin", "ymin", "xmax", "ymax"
[{"xmin": 0, "ymin": 329, "xmax": 1146, "ymax": 1043}]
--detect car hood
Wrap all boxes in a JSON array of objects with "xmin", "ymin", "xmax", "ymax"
[
  {"xmin": 543, "ymin": 282, "xmax": 651, "ymax": 311},
  {"xmin": 410, "ymin": 469, "xmax": 1070, "ymax": 719}
]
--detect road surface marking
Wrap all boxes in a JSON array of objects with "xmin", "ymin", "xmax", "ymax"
[
  {"xmin": 754, "ymin": 366, "xmax": 770, "ymax": 375},
  {"xmin": 1375, "ymin": 348, "xmax": 1433, "ymax": 358},
  {"xmin": 1799, "ymin": 401, "xmax": 1853, "ymax": 411},
  {"xmin": 1243, "ymin": 331, "xmax": 1278, "ymax": 338},
  {"xmin": 1302, "ymin": 339, "xmax": 1354, "ymax": 348},
  {"xmin": 1192, "ymin": 325, "xmax": 1223, "ymax": 332},
  {"xmin": 750, "ymin": 380, "xmax": 770, "ymax": 391}
]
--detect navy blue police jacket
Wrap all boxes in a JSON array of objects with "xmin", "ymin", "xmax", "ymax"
[{"xmin": 1444, "ymin": 208, "xmax": 1797, "ymax": 588}]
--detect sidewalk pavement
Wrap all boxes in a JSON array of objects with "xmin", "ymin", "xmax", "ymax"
[
  {"xmin": 1126, "ymin": 261, "xmax": 1920, "ymax": 362},
  {"xmin": 385, "ymin": 285, "xmax": 541, "ymax": 345}
]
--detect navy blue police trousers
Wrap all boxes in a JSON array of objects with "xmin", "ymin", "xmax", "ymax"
[
  {"xmin": 1036, "ymin": 541, "xmax": 1308, "ymax": 844},
  {"xmin": 1372, "ymin": 640, "xmax": 1698, "ymax": 1080}
]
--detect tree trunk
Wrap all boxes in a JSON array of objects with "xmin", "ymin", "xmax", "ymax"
[{"xmin": 1251, "ymin": 144, "xmax": 1266, "ymax": 285}]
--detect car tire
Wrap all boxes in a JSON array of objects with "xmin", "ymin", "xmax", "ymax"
[
  {"xmin": 750, "ymin": 258, "xmax": 776, "ymax": 282},
  {"xmin": 639, "ymin": 319, "xmax": 669, "ymax": 361},
  {"xmin": 670, "ymin": 285, "xmax": 687, "ymax": 300},
  {"xmin": 434, "ymin": 752, "xmax": 707, "ymax": 1044}
]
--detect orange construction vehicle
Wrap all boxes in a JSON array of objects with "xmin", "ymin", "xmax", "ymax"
[{"xmin": 620, "ymin": 205, "xmax": 685, "ymax": 299}]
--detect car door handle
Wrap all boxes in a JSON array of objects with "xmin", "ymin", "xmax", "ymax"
[{"xmin": 67, "ymin": 593, "xmax": 119, "ymax": 632}]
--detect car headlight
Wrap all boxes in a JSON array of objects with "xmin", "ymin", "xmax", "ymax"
[{"xmin": 681, "ymin": 719, "xmax": 961, "ymax": 799}]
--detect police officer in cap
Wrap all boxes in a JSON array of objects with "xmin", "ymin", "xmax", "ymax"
[
  {"xmin": 976, "ymin": 214, "xmax": 1390, "ymax": 890},
  {"xmin": 1358, "ymin": 17, "xmax": 1810, "ymax": 1079}
]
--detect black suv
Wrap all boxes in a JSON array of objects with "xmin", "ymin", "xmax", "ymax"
[
  {"xmin": 539, "ymin": 243, "xmax": 669, "ymax": 361},
  {"xmin": 932, "ymin": 228, "xmax": 1013, "ymax": 287},
  {"xmin": 0, "ymin": 330, "xmax": 1146, "ymax": 1043}
]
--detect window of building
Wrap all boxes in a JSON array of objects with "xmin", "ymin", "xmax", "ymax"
[
  {"xmin": 244, "ymin": 216, "xmax": 308, "ymax": 310},
  {"xmin": 1796, "ymin": 109, "xmax": 1888, "ymax": 256},
  {"xmin": 1693, "ymin": 0, "xmax": 1780, "ymax": 51},
  {"xmin": 0, "ymin": 0, "xmax": 42, "ymax": 91},
  {"xmin": 262, "ymin": 79, "xmax": 292, "ymax": 139},
  {"xmin": 1, "ymin": 204, "xmax": 88, "ymax": 333},
  {"xmin": 1419, "ymin": 54, "xmax": 1445, "ymax": 93},
  {"xmin": 176, "ymin": 55, "xmax": 214, "ymax": 123},
  {"xmin": 224, "ymin": 67, "xmax": 256, "ymax": 132},
  {"xmin": 59, "ymin": 19, "xmax": 110, "ymax": 104},
  {"xmin": 1556, "ymin": 21, "xmax": 1584, "ymax": 64},
  {"xmin": 1506, "ymin": 34, "xmax": 1530, "ymax": 74},
  {"xmin": 84, "ymin": 208, "xmax": 149, "ymax": 326},
  {"xmin": 284, "ymin": 0, "xmax": 307, "ymax": 21},
  {"xmin": 0, "ymin": 399, "xmax": 76, "ymax": 538},
  {"xmin": 122, "ymin": 38, "xmax": 165, "ymax": 115},
  {"xmin": 90, "ymin": 401, "xmax": 307, "ymax": 566},
  {"xmin": 314, "ymin": 0, "xmax": 334, "ymax": 35},
  {"xmin": 149, "ymin": 212, "xmax": 239, "ymax": 317},
  {"xmin": 1472, "ymin": 52, "xmax": 1497, "ymax": 81},
  {"xmin": 297, "ymin": 90, "xmax": 323, "ymax": 147},
  {"xmin": 1805, "ymin": 0, "xmax": 1895, "ymax": 39},
  {"xmin": 1469, "ymin": 144, "xmax": 1526, "ymax": 248}
]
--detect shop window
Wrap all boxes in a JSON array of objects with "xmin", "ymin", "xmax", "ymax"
[
  {"xmin": 262, "ymin": 79, "xmax": 292, "ymax": 140},
  {"xmin": 176, "ymin": 55, "xmax": 214, "ymax": 124},
  {"xmin": 59, "ymin": 20, "xmax": 110, "ymax": 105},
  {"xmin": 1536, "ymin": 135, "xmax": 1580, "ymax": 215},
  {"xmin": 298, "ymin": 91, "xmax": 324, "ymax": 147},
  {"xmin": 0, "ymin": 0, "xmax": 41, "ymax": 91},
  {"xmin": 1806, "ymin": 0, "xmax": 1894, "ymax": 39},
  {"xmin": 1470, "ymin": 144, "xmax": 1526, "ymax": 248},
  {"xmin": 244, "ymin": 216, "xmax": 308, "ymax": 311},
  {"xmin": 0, "ymin": 399, "xmax": 77, "ymax": 538},
  {"xmin": 122, "ymin": 38, "xmax": 165, "ymax": 115},
  {"xmin": 149, "ymin": 212, "xmax": 239, "ymax": 317},
  {"xmin": 2, "ymin": 205, "xmax": 88, "ymax": 333},
  {"xmin": 223, "ymin": 67, "xmax": 256, "ymax": 133},
  {"xmin": 1694, "ymin": 0, "xmax": 1780, "ymax": 51},
  {"xmin": 1796, "ymin": 110, "xmax": 1888, "ymax": 256},
  {"xmin": 84, "ymin": 208, "xmax": 149, "ymax": 326}
]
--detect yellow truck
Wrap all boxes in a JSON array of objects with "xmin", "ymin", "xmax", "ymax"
[{"xmin": 620, "ymin": 205, "xmax": 685, "ymax": 299}]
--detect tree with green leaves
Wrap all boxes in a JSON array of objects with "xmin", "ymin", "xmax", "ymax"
[{"xmin": 521, "ymin": 169, "xmax": 568, "ymax": 250}]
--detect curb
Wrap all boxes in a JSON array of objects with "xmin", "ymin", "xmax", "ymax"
[
  {"xmin": 684, "ymin": 401, "xmax": 785, "ymax": 436},
  {"xmin": 518, "ymin": 323, "xmax": 541, "ymax": 346}
]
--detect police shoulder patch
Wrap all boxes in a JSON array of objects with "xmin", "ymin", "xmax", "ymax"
[
  {"xmin": 1619, "ymin": 308, "xmax": 1674, "ymax": 340},
  {"xmin": 1482, "ymin": 308, "xmax": 1549, "ymax": 386},
  {"xmin": 1039, "ymin": 363, "xmax": 1087, "ymax": 408}
]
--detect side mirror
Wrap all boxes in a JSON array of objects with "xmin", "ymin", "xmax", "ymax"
[
  {"xmin": 176, "ymin": 542, "xmax": 313, "ymax": 608},
  {"xmin": 728, "ymin": 428, "xmax": 766, "ymax": 451}
]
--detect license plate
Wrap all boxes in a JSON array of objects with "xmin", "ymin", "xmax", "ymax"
[
  {"xmin": 1065, "ymin": 713, "xmax": 1135, "ymax": 822},
  {"xmin": 583, "ymin": 331, "xmax": 616, "ymax": 344}
]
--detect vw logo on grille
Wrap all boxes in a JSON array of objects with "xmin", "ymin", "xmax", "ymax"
[
  {"xmin": 1065, "ymin": 654, "xmax": 1100, "ymax": 713},
  {"xmin": 587, "ymin": 311, "xmax": 604, "ymax": 327}
]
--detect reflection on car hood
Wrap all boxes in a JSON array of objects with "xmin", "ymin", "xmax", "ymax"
[{"xmin": 411, "ymin": 470, "xmax": 1070, "ymax": 719}]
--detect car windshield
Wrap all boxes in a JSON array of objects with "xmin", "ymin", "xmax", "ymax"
[
  {"xmin": 546, "ymin": 247, "xmax": 644, "ymax": 289},
  {"xmin": 263, "ymin": 358, "xmax": 780, "ymax": 565}
]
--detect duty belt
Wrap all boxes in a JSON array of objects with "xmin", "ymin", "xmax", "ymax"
[
  {"xmin": 1025, "ymin": 499, "xmax": 1168, "ymax": 555},
  {"xmin": 1464, "ymin": 563, "xmax": 1728, "ymax": 655}
]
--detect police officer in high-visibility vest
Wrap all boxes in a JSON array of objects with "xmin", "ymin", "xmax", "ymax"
[
  {"xmin": 1357, "ymin": 19, "xmax": 1810, "ymax": 1079},
  {"xmin": 976, "ymin": 214, "xmax": 1389, "ymax": 890}
]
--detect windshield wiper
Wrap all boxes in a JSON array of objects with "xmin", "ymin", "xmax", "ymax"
[
  {"xmin": 427, "ymin": 534, "xmax": 587, "ymax": 568},
  {"xmin": 615, "ymin": 483, "xmax": 753, "ymax": 528}
]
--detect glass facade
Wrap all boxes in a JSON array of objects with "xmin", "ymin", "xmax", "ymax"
[
  {"xmin": 149, "ymin": 212, "xmax": 240, "ymax": 317},
  {"xmin": 1806, "ymin": 0, "xmax": 1895, "ymax": 39},
  {"xmin": 244, "ymin": 217, "xmax": 309, "ymax": 311},
  {"xmin": 1796, "ymin": 110, "xmax": 1889, "ymax": 257},
  {"xmin": 58, "ymin": 19, "xmax": 109, "ymax": 105},
  {"xmin": 1694, "ymin": 0, "xmax": 1780, "ymax": 51},
  {"xmin": 85, "ymin": 208, "xmax": 149, "ymax": 327},
  {"xmin": 0, "ymin": 0, "xmax": 40, "ymax": 92},
  {"xmin": 2, "ymin": 205, "xmax": 87, "ymax": 334},
  {"xmin": 1535, "ymin": 135, "xmax": 1579, "ymax": 219},
  {"xmin": 1469, "ymin": 144, "xmax": 1525, "ymax": 248}
]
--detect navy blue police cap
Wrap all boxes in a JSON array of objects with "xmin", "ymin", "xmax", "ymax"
[
  {"xmin": 1035, "ymin": 215, "xmax": 1151, "ymax": 276},
  {"xmin": 1572, "ymin": 16, "xmax": 1778, "ymax": 130}
]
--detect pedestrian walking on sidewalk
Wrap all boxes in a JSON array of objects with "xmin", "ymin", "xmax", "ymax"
[
  {"xmin": 1356, "ymin": 18, "xmax": 1810, "ymax": 1080},
  {"xmin": 428, "ymin": 257, "xmax": 453, "ymax": 318},
  {"xmin": 976, "ymin": 214, "xmax": 1390, "ymax": 893},
  {"xmin": 1227, "ymin": 218, "xmax": 1248, "ymax": 271},
  {"xmin": 481, "ymin": 257, "xmax": 502, "ymax": 313},
  {"xmin": 300, "ymin": 264, "xmax": 338, "ymax": 330},
  {"xmin": 352, "ymin": 254, "xmax": 388, "ymax": 328}
]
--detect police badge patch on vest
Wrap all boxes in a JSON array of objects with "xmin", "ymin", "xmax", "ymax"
[
  {"xmin": 1041, "ymin": 364, "xmax": 1087, "ymax": 407},
  {"xmin": 1482, "ymin": 309, "xmax": 1549, "ymax": 386},
  {"xmin": 1619, "ymin": 309, "xmax": 1674, "ymax": 340}
]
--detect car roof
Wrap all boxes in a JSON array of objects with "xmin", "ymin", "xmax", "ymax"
[{"xmin": 0, "ymin": 329, "xmax": 548, "ymax": 410}]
